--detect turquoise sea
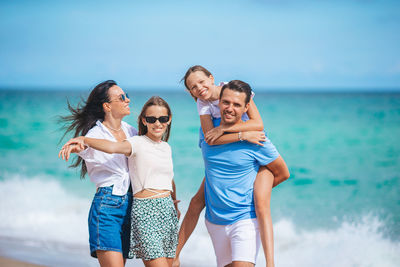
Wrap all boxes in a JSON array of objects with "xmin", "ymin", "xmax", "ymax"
[{"xmin": 0, "ymin": 89, "xmax": 399, "ymax": 266}]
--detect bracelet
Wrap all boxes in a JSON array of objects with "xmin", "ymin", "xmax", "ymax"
[
  {"xmin": 83, "ymin": 137, "xmax": 88, "ymax": 148},
  {"xmin": 238, "ymin": 132, "xmax": 244, "ymax": 141}
]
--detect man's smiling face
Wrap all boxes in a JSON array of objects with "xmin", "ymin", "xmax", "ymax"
[{"xmin": 219, "ymin": 88, "xmax": 249, "ymax": 126}]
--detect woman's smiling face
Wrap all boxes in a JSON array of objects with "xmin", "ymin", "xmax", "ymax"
[{"xmin": 106, "ymin": 85, "xmax": 131, "ymax": 117}]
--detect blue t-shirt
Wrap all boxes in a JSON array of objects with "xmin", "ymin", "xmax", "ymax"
[{"xmin": 200, "ymin": 119, "xmax": 280, "ymax": 225}]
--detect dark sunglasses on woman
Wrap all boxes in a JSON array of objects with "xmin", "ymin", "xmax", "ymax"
[
  {"xmin": 144, "ymin": 116, "xmax": 169, "ymax": 124},
  {"xmin": 109, "ymin": 93, "xmax": 129, "ymax": 102}
]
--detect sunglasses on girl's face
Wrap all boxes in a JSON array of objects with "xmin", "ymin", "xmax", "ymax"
[
  {"xmin": 110, "ymin": 93, "xmax": 129, "ymax": 102},
  {"xmin": 144, "ymin": 116, "xmax": 169, "ymax": 124}
]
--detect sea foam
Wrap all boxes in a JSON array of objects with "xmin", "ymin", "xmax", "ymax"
[{"xmin": 0, "ymin": 175, "xmax": 91, "ymax": 247}]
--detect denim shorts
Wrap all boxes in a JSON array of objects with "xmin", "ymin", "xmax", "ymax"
[{"xmin": 88, "ymin": 186, "xmax": 132, "ymax": 258}]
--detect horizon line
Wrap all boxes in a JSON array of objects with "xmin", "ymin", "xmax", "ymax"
[{"xmin": 1, "ymin": 86, "xmax": 400, "ymax": 93}]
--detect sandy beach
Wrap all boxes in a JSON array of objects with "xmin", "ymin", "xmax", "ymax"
[
  {"xmin": 0, "ymin": 256, "xmax": 44, "ymax": 267},
  {"xmin": 0, "ymin": 237, "xmax": 145, "ymax": 267},
  {"xmin": 0, "ymin": 255, "xmax": 145, "ymax": 267}
]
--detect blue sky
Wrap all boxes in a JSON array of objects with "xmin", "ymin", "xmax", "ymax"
[{"xmin": 0, "ymin": 0, "xmax": 399, "ymax": 91}]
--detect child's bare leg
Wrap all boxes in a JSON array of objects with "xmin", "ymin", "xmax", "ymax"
[
  {"xmin": 172, "ymin": 178, "xmax": 205, "ymax": 267},
  {"xmin": 143, "ymin": 257, "xmax": 170, "ymax": 267},
  {"xmin": 267, "ymin": 156, "xmax": 290, "ymax": 188},
  {"xmin": 254, "ymin": 167, "xmax": 274, "ymax": 267}
]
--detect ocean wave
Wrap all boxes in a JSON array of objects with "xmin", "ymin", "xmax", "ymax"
[
  {"xmin": 0, "ymin": 175, "xmax": 91, "ymax": 247},
  {"xmin": 179, "ymin": 215, "xmax": 400, "ymax": 267},
  {"xmin": 272, "ymin": 217, "xmax": 400, "ymax": 267},
  {"xmin": 0, "ymin": 176, "xmax": 399, "ymax": 267}
]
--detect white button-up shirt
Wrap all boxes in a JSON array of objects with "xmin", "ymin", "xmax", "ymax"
[{"xmin": 78, "ymin": 120, "xmax": 138, "ymax": 196}]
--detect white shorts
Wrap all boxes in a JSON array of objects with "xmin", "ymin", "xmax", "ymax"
[{"xmin": 205, "ymin": 218, "xmax": 261, "ymax": 267}]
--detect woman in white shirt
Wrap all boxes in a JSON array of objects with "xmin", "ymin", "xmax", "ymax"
[
  {"xmin": 59, "ymin": 80, "xmax": 137, "ymax": 267},
  {"xmin": 60, "ymin": 96, "xmax": 179, "ymax": 267}
]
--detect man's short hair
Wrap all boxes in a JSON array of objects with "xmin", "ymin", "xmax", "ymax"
[{"xmin": 220, "ymin": 80, "xmax": 252, "ymax": 104}]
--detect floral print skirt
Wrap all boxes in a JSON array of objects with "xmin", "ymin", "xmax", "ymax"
[{"xmin": 128, "ymin": 195, "xmax": 179, "ymax": 260}]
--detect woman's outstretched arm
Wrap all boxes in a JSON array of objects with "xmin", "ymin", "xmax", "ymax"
[
  {"xmin": 84, "ymin": 137, "xmax": 132, "ymax": 156},
  {"xmin": 59, "ymin": 136, "xmax": 132, "ymax": 160}
]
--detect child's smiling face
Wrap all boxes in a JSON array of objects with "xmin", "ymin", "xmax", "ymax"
[{"xmin": 142, "ymin": 105, "xmax": 171, "ymax": 141}]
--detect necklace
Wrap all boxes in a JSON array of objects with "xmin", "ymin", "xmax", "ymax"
[{"xmin": 103, "ymin": 123, "xmax": 122, "ymax": 132}]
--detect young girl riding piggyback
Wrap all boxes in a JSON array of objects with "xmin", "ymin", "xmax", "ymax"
[
  {"xmin": 174, "ymin": 66, "xmax": 290, "ymax": 267},
  {"xmin": 63, "ymin": 96, "xmax": 179, "ymax": 267}
]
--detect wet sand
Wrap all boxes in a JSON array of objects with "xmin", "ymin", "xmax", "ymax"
[
  {"xmin": 0, "ymin": 256, "xmax": 44, "ymax": 267},
  {"xmin": 0, "ymin": 236, "xmax": 145, "ymax": 267}
]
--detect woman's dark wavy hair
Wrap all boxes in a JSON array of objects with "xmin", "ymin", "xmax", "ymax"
[
  {"xmin": 138, "ymin": 96, "xmax": 172, "ymax": 142},
  {"xmin": 59, "ymin": 80, "xmax": 116, "ymax": 178}
]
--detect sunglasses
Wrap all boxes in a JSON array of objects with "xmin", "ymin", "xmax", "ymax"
[
  {"xmin": 110, "ymin": 93, "xmax": 129, "ymax": 102},
  {"xmin": 144, "ymin": 116, "xmax": 169, "ymax": 124}
]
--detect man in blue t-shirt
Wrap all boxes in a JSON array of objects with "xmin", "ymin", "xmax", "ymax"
[{"xmin": 201, "ymin": 80, "xmax": 281, "ymax": 267}]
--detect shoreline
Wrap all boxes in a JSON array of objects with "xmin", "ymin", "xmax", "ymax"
[
  {"xmin": 0, "ymin": 236, "xmax": 144, "ymax": 267},
  {"xmin": 0, "ymin": 256, "xmax": 44, "ymax": 267}
]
